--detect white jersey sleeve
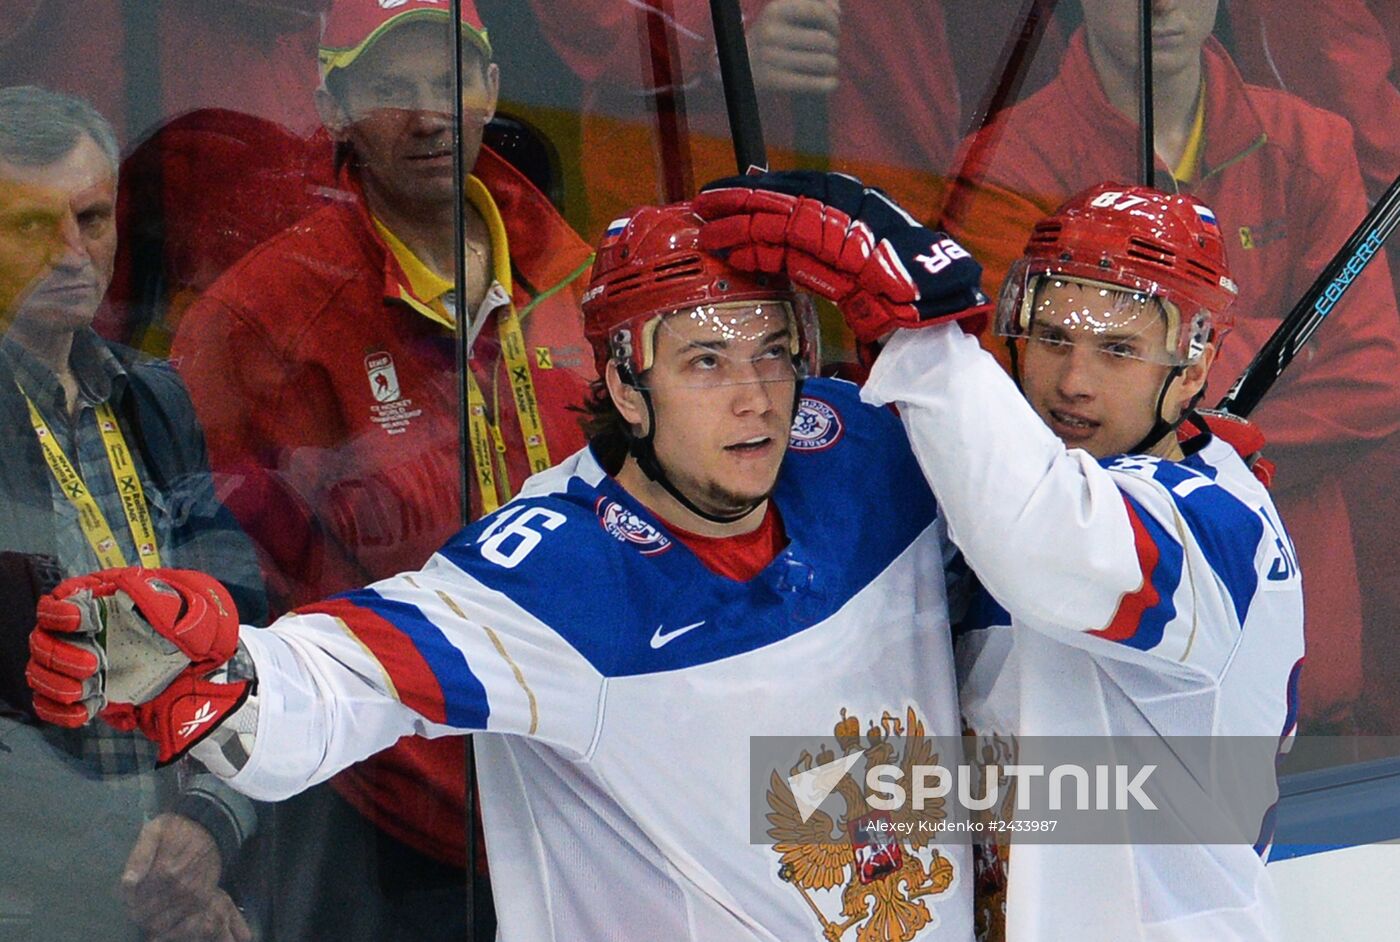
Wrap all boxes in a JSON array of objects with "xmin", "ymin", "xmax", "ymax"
[
  {"xmin": 862, "ymin": 324, "xmax": 1295, "ymax": 681},
  {"xmin": 227, "ymin": 546, "xmax": 606, "ymax": 802}
]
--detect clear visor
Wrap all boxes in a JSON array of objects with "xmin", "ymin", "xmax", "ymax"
[
  {"xmin": 632, "ymin": 300, "xmax": 812, "ymax": 389},
  {"xmin": 998, "ymin": 270, "xmax": 1207, "ymax": 367}
]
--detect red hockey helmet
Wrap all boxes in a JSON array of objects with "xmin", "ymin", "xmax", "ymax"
[
  {"xmin": 995, "ymin": 182, "xmax": 1238, "ymax": 365},
  {"xmin": 582, "ymin": 203, "xmax": 813, "ymax": 380}
]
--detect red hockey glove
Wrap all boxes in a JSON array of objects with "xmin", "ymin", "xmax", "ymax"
[
  {"xmin": 1178, "ymin": 409, "xmax": 1276, "ymax": 487},
  {"xmin": 27, "ymin": 568, "xmax": 248, "ymax": 764},
  {"xmin": 695, "ymin": 170, "xmax": 992, "ymax": 345}
]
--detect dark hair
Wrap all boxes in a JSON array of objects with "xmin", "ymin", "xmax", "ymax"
[
  {"xmin": 0, "ymin": 86, "xmax": 119, "ymax": 180},
  {"xmin": 573, "ymin": 379, "xmax": 633, "ymax": 474}
]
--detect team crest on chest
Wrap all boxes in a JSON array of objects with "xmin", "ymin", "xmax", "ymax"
[
  {"xmin": 767, "ymin": 706, "xmax": 958, "ymax": 941},
  {"xmin": 595, "ymin": 497, "xmax": 672, "ymax": 556},
  {"xmin": 789, "ymin": 396, "xmax": 844, "ymax": 452}
]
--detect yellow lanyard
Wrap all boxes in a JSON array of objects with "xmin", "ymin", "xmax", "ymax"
[
  {"xmin": 464, "ymin": 305, "xmax": 551, "ymax": 513},
  {"xmin": 466, "ymin": 370, "xmax": 510, "ymax": 514},
  {"xmin": 494, "ymin": 300, "xmax": 552, "ymax": 476},
  {"xmin": 22, "ymin": 388, "xmax": 161, "ymax": 569},
  {"xmin": 377, "ymin": 186, "xmax": 555, "ymax": 515}
]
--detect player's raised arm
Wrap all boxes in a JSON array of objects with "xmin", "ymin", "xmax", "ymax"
[{"xmin": 697, "ymin": 173, "xmax": 1286, "ymax": 676}]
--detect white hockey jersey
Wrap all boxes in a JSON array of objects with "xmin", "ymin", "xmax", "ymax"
[
  {"xmin": 863, "ymin": 327, "xmax": 1305, "ymax": 942},
  {"xmin": 224, "ymin": 378, "xmax": 975, "ymax": 942}
]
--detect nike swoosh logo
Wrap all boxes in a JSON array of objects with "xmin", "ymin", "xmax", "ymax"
[{"xmin": 649, "ymin": 620, "xmax": 707, "ymax": 650}]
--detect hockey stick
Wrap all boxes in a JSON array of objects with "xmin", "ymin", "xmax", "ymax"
[
  {"xmin": 1217, "ymin": 172, "xmax": 1400, "ymax": 418},
  {"xmin": 1137, "ymin": 0, "xmax": 1154, "ymax": 186},
  {"xmin": 710, "ymin": 0, "xmax": 769, "ymax": 173},
  {"xmin": 449, "ymin": 3, "xmax": 479, "ymax": 939}
]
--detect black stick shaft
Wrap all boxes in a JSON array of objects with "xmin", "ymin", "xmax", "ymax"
[
  {"xmin": 1139, "ymin": 0, "xmax": 1154, "ymax": 185},
  {"xmin": 1218, "ymin": 172, "xmax": 1400, "ymax": 417},
  {"xmin": 450, "ymin": 4, "xmax": 478, "ymax": 940},
  {"xmin": 709, "ymin": 0, "xmax": 768, "ymax": 173}
]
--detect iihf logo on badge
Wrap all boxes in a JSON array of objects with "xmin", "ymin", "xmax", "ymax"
[{"xmin": 365, "ymin": 352, "xmax": 401, "ymax": 404}]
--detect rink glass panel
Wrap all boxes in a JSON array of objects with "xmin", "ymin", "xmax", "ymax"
[{"xmin": 1, "ymin": 2, "xmax": 1397, "ymax": 938}]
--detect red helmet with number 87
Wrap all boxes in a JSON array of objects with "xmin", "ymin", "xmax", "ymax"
[{"xmin": 995, "ymin": 182, "xmax": 1239, "ymax": 366}]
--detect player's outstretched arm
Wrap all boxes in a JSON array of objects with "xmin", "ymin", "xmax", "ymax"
[{"xmin": 26, "ymin": 568, "xmax": 251, "ymax": 764}]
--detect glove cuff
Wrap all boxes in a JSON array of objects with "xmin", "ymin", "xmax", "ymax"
[{"xmin": 135, "ymin": 674, "xmax": 252, "ymax": 766}]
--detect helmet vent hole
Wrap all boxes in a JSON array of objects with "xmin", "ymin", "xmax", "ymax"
[
  {"xmin": 1126, "ymin": 237, "xmax": 1175, "ymax": 268},
  {"xmin": 650, "ymin": 254, "xmax": 707, "ymax": 285}
]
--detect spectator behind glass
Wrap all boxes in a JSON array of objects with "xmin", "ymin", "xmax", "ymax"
[
  {"xmin": 0, "ymin": 84, "xmax": 267, "ymax": 942},
  {"xmin": 1226, "ymin": 0, "xmax": 1400, "ymax": 733},
  {"xmin": 938, "ymin": 0, "xmax": 1400, "ymax": 733},
  {"xmin": 0, "ymin": 0, "xmax": 328, "ymax": 145},
  {"xmin": 169, "ymin": 1, "xmax": 596, "ymax": 938},
  {"xmin": 0, "ymin": 3, "xmax": 335, "ymax": 353},
  {"xmin": 1228, "ymin": 0, "xmax": 1400, "ymax": 202},
  {"xmin": 526, "ymin": 0, "xmax": 968, "ymax": 235}
]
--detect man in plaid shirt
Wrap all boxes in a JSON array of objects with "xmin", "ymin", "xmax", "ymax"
[{"xmin": 0, "ymin": 85, "xmax": 266, "ymax": 942}]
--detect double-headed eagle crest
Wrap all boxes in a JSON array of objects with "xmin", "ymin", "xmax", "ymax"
[{"xmin": 766, "ymin": 706, "xmax": 957, "ymax": 942}]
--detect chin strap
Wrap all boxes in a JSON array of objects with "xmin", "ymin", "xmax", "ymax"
[
  {"xmin": 619, "ymin": 366, "xmax": 764, "ymax": 525},
  {"xmin": 1128, "ymin": 365, "xmax": 1199, "ymax": 456},
  {"xmin": 618, "ymin": 365, "xmax": 805, "ymax": 526}
]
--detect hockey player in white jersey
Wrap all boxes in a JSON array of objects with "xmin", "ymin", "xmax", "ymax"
[
  {"xmin": 695, "ymin": 174, "xmax": 1305, "ymax": 941},
  {"xmin": 25, "ymin": 203, "xmax": 993, "ymax": 940}
]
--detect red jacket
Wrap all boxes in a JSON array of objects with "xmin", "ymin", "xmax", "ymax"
[
  {"xmin": 942, "ymin": 32, "xmax": 1400, "ymax": 724},
  {"xmin": 1229, "ymin": 0, "xmax": 1400, "ymax": 201},
  {"xmin": 172, "ymin": 146, "xmax": 595, "ymax": 863}
]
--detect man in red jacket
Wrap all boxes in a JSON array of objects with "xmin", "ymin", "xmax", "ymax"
[
  {"xmin": 939, "ymin": 0, "xmax": 1400, "ymax": 732},
  {"xmin": 1226, "ymin": 0, "xmax": 1400, "ymax": 735},
  {"xmin": 170, "ymin": 1, "xmax": 595, "ymax": 938}
]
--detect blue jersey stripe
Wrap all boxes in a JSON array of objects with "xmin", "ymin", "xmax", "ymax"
[
  {"xmin": 1115, "ymin": 493, "xmax": 1184, "ymax": 652},
  {"xmin": 1151, "ymin": 461, "xmax": 1262, "ymax": 626},
  {"xmin": 336, "ymin": 588, "xmax": 490, "ymax": 729}
]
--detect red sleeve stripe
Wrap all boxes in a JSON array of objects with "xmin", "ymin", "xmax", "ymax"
[
  {"xmin": 304, "ymin": 597, "xmax": 453, "ymax": 725},
  {"xmin": 1090, "ymin": 495, "xmax": 1183, "ymax": 650}
]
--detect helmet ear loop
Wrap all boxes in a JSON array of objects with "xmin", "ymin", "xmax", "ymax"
[
  {"xmin": 1006, "ymin": 336, "xmax": 1025, "ymax": 392},
  {"xmin": 616, "ymin": 363, "xmax": 667, "ymax": 482}
]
